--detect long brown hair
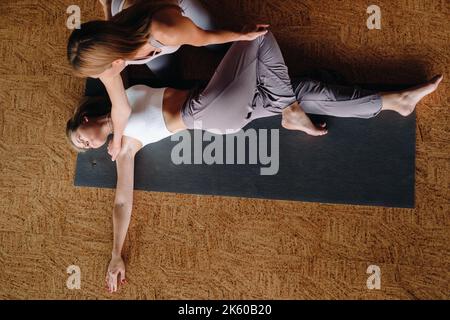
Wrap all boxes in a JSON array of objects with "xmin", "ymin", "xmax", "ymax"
[
  {"xmin": 67, "ymin": 0, "xmax": 181, "ymax": 77},
  {"xmin": 66, "ymin": 96, "xmax": 112, "ymax": 153}
]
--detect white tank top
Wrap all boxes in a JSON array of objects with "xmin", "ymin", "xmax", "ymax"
[
  {"xmin": 123, "ymin": 85, "xmax": 174, "ymax": 146},
  {"xmin": 111, "ymin": 0, "xmax": 182, "ymax": 66}
]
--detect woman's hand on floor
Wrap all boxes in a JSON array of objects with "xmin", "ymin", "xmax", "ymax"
[
  {"xmin": 106, "ymin": 254, "xmax": 126, "ymax": 293},
  {"xmin": 240, "ymin": 24, "xmax": 270, "ymax": 41}
]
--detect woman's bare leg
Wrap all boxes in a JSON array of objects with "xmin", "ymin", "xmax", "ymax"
[{"xmin": 380, "ymin": 75, "xmax": 443, "ymax": 116}]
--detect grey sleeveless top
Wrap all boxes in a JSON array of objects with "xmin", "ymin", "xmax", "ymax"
[{"xmin": 111, "ymin": 0, "xmax": 182, "ymax": 66}]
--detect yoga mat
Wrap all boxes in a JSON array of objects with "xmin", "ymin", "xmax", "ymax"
[{"xmin": 74, "ymin": 78, "xmax": 416, "ymax": 208}]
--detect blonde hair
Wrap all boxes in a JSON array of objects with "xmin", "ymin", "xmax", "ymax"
[
  {"xmin": 67, "ymin": 0, "xmax": 181, "ymax": 77},
  {"xmin": 66, "ymin": 96, "xmax": 112, "ymax": 153}
]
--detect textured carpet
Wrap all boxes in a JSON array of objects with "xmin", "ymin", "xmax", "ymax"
[{"xmin": 0, "ymin": 0, "xmax": 448, "ymax": 299}]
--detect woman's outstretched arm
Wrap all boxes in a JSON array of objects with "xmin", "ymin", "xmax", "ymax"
[
  {"xmin": 151, "ymin": 8, "xmax": 269, "ymax": 47},
  {"xmin": 106, "ymin": 137, "xmax": 142, "ymax": 293},
  {"xmin": 101, "ymin": 74, "xmax": 132, "ymax": 162}
]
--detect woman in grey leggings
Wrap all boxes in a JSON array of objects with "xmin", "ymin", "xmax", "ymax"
[
  {"xmin": 67, "ymin": 30, "xmax": 442, "ymax": 293},
  {"xmin": 68, "ymin": 29, "xmax": 443, "ymax": 147},
  {"xmin": 180, "ymin": 30, "xmax": 442, "ymax": 136},
  {"xmin": 69, "ymin": 30, "xmax": 443, "ymax": 146}
]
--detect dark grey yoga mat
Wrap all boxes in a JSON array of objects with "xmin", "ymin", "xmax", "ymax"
[{"xmin": 74, "ymin": 78, "xmax": 416, "ymax": 208}]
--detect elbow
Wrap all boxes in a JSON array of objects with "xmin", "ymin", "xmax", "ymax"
[{"xmin": 114, "ymin": 201, "xmax": 132, "ymax": 213}]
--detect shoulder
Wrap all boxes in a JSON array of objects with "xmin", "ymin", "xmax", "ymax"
[
  {"xmin": 119, "ymin": 136, "xmax": 143, "ymax": 159},
  {"xmin": 151, "ymin": 6, "xmax": 187, "ymax": 42},
  {"xmin": 152, "ymin": 5, "xmax": 183, "ymax": 25}
]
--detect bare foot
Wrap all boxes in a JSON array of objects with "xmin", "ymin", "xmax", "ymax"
[
  {"xmin": 281, "ymin": 102, "xmax": 328, "ymax": 136},
  {"xmin": 382, "ymin": 75, "xmax": 444, "ymax": 117}
]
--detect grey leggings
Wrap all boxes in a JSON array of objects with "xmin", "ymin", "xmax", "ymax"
[
  {"xmin": 181, "ymin": 31, "xmax": 383, "ymax": 134},
  {"xmin": 111, "ymin": 0, "xmax": 222, "ymax": 77}
]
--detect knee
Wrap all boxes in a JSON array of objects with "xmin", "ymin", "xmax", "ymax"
[
  {"xmin": 260, "ymin": 30, "xmax": 275, "ymax": 44},
  {"xmin": 293, "ymin": 78, "xmax": 319, "ymax": 92},
  {"xmin": 255, "ymin": 30, "xmax": 282, "ymax": 57},
  {"xmin": 293, "ymin": 78, "xmax": 326, "ymax": 101}
]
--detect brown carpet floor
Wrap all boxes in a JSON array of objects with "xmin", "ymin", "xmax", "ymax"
[{"xmin": 0, "ymin": 0, "xmax": 448, "ymax": 299}]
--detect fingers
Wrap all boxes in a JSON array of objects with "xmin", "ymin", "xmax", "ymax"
[
  {"xmin": 109, "ymin": 142, "xmax": 121, "ymax": 162},
  {"xmin": 108, "ymin": 145, "xmax": 118, "ymax": 162},
  {"xmin": 118, "ymin": 267, "xmax": 126, "ymax": 285},
  {"xmin": 248, "ymin": 29, "xmax": 268, "ymax": 41},
  {"xmin": 256, "ymin": 24, "xmax": 270, "ymax": 33},
  {"xmin": 106, "ymin": 268, "xmax": 118, "ymax": 293},
  {"xmin": 105, "ymin": 274, "xmax": 111, "ymax": 292},
  {"xmin": 121, "ymin": 269, "xmax": 126, "ymax": 284},
  {"xmin": 105, "ymin": 276, "xmax": 112, "ymax": 292},
  {"xmin": 107, "ymin": 139, "xmax": 121, "ymax": 161},
  {"xmin": 242, "ymin": 24, "xmax": 269, "ymax": 35},
  {"xmin": 108, "ymin": 271, "xmax": 118, "ymax": 293},
  {"xmin": 105, "ymin": 268, "xmax": 127, "ymax": 294},
  {"xmin": 112, "ymin": 148, "xmax": 120, "ymax": 162}
]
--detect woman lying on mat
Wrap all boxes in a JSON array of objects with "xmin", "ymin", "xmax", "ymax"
[
  {"xmin": 66, "ymin": 30, "xmax": 442, "ymax": 293},
  {"xmin": 68, "ymin": 0, "xmax": 268, "ymax": 162}
]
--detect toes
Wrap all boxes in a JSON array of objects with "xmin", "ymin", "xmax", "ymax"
[
  {"xmin": 317, "ymin": 124, "xmax": 328, "ymax": 135},
  {"xmin": 309, "ymin": 128, "xmax": 328, "ymax": 136},
  {"xmin": 304, "ymin": 123, "xmax": 328, "ymax": 136}
]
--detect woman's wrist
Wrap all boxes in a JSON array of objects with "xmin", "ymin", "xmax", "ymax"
[
  {"xmin": 112, "ymin": 135, "xmax": 122, "ymax": 145},
  {"xmin": 204, "ymin": 30, "xmax": 243, "ymax": 46},
  {"xmin": 112, "ymin": 249, "xmax": 121, "ymax": 258},
  {"xmin": 113, "ymin": 139, "xmax": 121, "ymax": 146}
]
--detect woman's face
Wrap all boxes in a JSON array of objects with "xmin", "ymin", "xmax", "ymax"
[
  {"xmin": 71, "ymin": 117, "xmax": 110, "ymax": 150},
  {"xmin": 91, "ymin": 59, "xmax": 126, "ymax": 79}
]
